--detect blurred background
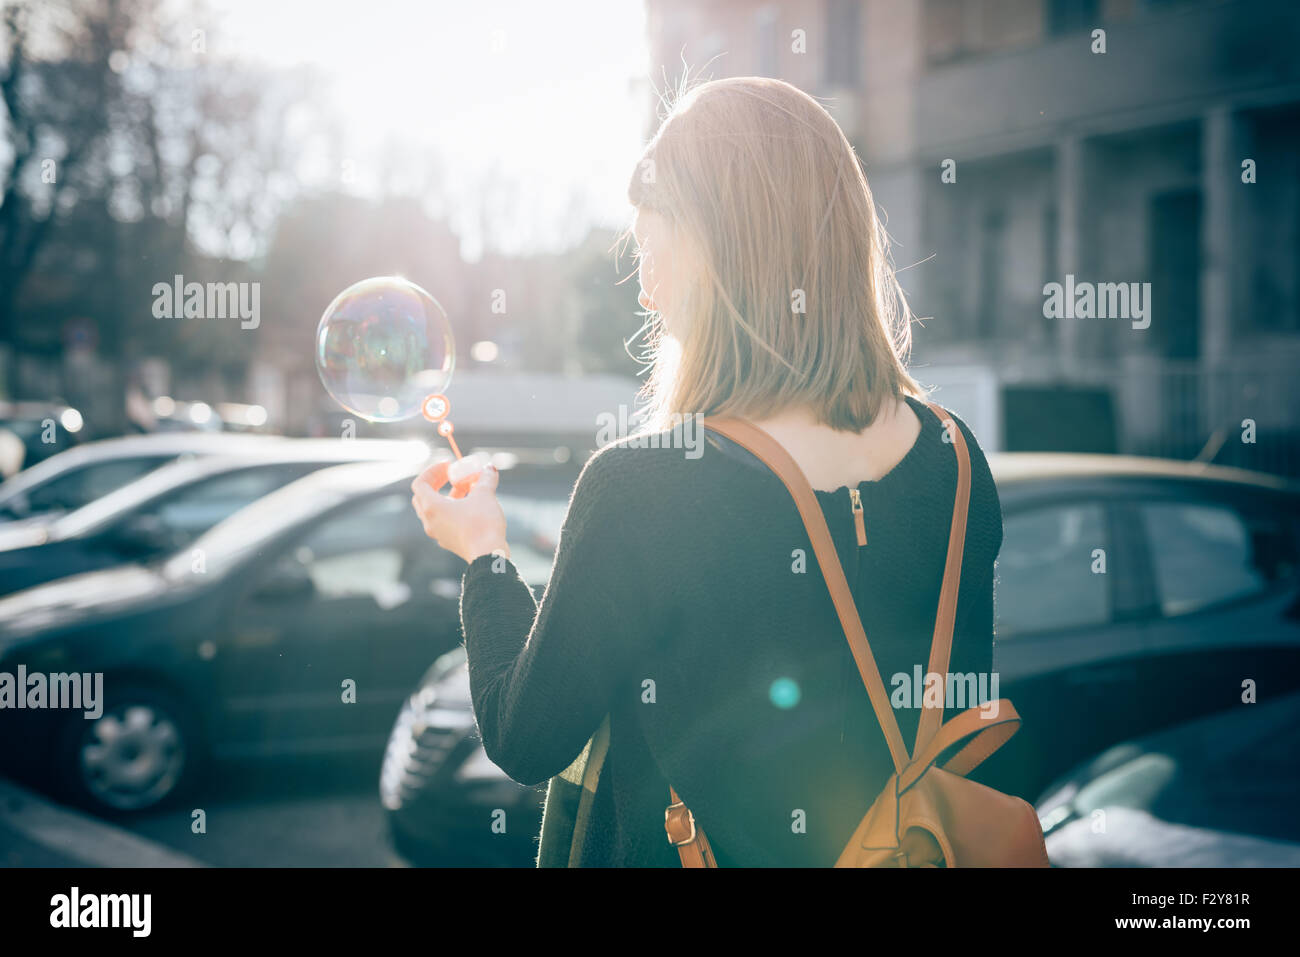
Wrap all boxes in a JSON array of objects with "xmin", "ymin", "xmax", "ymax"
[
  {"xmin": 2, "ymin": 0, "xmax": 1299, "ymax": 472},
  {"xmin": 1, "ymin": 0, "xmax": 1299, "ymax": 869}
]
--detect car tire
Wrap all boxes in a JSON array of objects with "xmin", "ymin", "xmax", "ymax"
[{"xmin": 56, "ymin": 682, "xmax": 204, "ymax": 816}]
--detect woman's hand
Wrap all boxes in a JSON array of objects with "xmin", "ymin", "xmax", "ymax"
[{"xmin": 410, "ymin": 460, "xmax": 510, "ymax": 564}]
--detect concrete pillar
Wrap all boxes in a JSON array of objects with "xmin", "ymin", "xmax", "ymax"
[
  {"xmin": 1201, "ymin": 106, "xmax": 1246, "ymax": 364},
  {"xmin": 871, "ymin": 165, "xmax": 927, "ymax": 330},
  {"xmin": 1201, "ymin": 106, "xmax": 1246, "ymax": 435},
  {"xmin": 1055, "ymin": 135, "xmax": 1085, "ymax": 379}
]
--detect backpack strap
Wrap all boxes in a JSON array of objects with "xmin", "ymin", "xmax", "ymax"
[
  {"xmin": 664, "ymin": 784, "xmax": 717, "ymax": 866},
  {"xmin": 899, "ymin": 699, "xmax": 1021, "ymax": 794},
  {"xmin": 912, "ymin": 403, "xmax": 972, "ymax": 756}
]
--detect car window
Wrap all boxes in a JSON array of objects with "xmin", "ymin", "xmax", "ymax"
[
  {"xmin": 1140, "ymin": 502, "xmax": 1297, "ymax": 617},
  {"xmin": 141, "ymin": 465, "xmax": 315, "ymax": 539},
  {"xmin": 497, "ymin": 493, "xmax": 568, "ymax": 585},
  {"xmin": 286, "ymin": 493, "xmax": 425, "ymax": 601},
  {"xmin": 997, "ymin": 503, "xmax": 1110, "ymax": 637},
  {"xmin": 248, "ymin": 486, "xmax": 571, "ymax": 605},
  {"xmin": 25, "ymin": 457, "xmax": 167, "ymax": 512}
]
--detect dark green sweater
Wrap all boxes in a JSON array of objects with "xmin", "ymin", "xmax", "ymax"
[{"xmin": 458, "ymin": 394, "xmax": 1003, "ymax": 866}]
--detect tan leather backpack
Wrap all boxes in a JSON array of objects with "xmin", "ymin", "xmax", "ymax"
[{"xmin": 662, "ymin": 402, "xmax": 1050, "ymax": 867}]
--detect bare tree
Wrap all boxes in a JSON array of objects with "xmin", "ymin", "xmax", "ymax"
[{"xmin": 0, "ymin": 0, "xmax": 121, "ymax": 344}]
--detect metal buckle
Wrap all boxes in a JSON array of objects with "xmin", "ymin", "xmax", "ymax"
[{"xmin": 665, "ymin": 801, "xmax": 697, "ymax": 846}]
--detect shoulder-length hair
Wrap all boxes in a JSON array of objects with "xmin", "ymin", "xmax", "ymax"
[{"xmin": 622, "ymin": 75, "xmax": 924, "ymax": 433}]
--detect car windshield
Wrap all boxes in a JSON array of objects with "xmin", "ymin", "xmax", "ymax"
[
  {"xmin": 20, "ymin": 456, "xmax": 171, "ymax": 515},
  {"xmin": 162, "ymin": 481, "xmax": 352, "ymax": 582},
  {"xmin": 0, "ymin": 446, "xmax": 96, "ymax": 508},
  {"xmin": 163, "ymin": 464, "xmax": 572, "ymax": 586},
  {"xmin": 49, "ymin": 459, "xmax": 226, "ymax": 538}
]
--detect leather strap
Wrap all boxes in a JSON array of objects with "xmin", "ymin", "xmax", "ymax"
[
  {"xmin": 913, "ymin": 407, "xmax": 972, "ymax": 755},
  {"xmin": 664, "ymin": 784, "xmax": 717, "ymax": 866},
  {"xmin": 899, "ymin": 699, "xmax": 1020, "ymax": 793},
  {"xmin": 662, "ymin": 400, "xmax": 972, "ymax": 866}
]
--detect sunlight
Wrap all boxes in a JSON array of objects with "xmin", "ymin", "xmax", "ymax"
[{"xmin": 207, "ymin": 0, "xmax": 651, "ymax": 257}]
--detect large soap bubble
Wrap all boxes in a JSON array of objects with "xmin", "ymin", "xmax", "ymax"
[{"xmin": 315, "ymin": 276, "xmax": 454, "ymax": 422}]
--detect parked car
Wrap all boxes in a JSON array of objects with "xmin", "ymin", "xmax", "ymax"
[
  {"xmin": 0, "ymin": 455, "xmax": 576, "ymax": 815},
  {"xmin": 380, "ymin": 451, "xmax": 1300, "ymax": 865},
  {"xmin": 381, "ymin": 645, "xmax": 545, "ymax": 867},
  {"xmin": 980, "ymin": 452, "xmax": 1300, "ymax": 800},
  {"xmin": 0, "ymin": 431, "xmax": 301, "ymax": 527},
  {"xmin": 1035, "ymin": 690, "xmax": 1300, "ymax": 866},
  {"xmin": 0, "ymin": 438, "xmax": 431, "ymax": 596},
  {"xmin": 0, "ymin": 400, "xmax": 86, "ymax": 476}
]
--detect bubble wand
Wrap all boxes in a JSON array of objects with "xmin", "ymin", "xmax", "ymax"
[
  {"xmin": 316, "ymin": 276, "xmax": 489, "ymax": 496},
  {"xmin": 420, "ymin": 392, "xmax": 490, "ymax": 494}
]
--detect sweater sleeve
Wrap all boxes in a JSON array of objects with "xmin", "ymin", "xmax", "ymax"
[{"xmin": 457, "ymin": 446, "xmax": 667, "ymax": 787}]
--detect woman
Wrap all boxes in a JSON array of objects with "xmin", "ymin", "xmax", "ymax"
[{"xmin": 410, "ymin": 76, "xmax": 1002, "ymax": 867}]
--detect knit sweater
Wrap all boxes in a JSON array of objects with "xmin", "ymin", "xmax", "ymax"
[{"xmin": 458, "ymin": 394, "xmax": 1003, "ymax": 867}]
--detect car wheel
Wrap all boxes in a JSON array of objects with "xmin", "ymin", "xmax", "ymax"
[{"xmin": 57, "ymin": 684, "xmax": 202, "ymax": 815}]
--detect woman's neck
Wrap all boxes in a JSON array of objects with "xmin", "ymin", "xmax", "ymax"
[{"xmin": 748, "ymin": 396, "xmax": 923, "ymax": 491}]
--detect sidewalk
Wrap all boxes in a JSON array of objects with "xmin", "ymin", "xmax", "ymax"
[{"xmin": 0, "ymin": 778, "xmax": 202, "ymax": 867}]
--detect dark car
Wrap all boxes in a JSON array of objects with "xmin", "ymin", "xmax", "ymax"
[
  {"xmin": 380, "ymin": 452, "xmax": 1300, "ymax": 865},
  {"xmin": 0, "ymin": 400, "xmax": 88, "ymax": 476},
  {"xmin": 980, "ymin": 452, "xmax": 1300, "ymax": 800},
  {"xmin": 0, "ymin": 455, "xmax": 575, "ymax": 815},
  {"xmin": 0, "ymin": 438, "xmax": 430, "ymax": 596},
  {"xmin": 1035, "ymin": 690, "xmax": 1300, "ymax": 866},
  {"xmin": 0, "ymin": 431, "xmax": 298, "ymax": 527},
  {"xmin": 381, "ymin": 645, "xmax": 546, "ymax": 867}
]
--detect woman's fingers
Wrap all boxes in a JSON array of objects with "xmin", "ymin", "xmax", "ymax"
[
  {"xmin": 412, "ymin": 459, "xmax": 452, "ymax": 495},
  {"xmin": 409, "ymin": 460, "xmax": 506, "ymax": 561},
  {"xmin": 465, "ymin": 464, "xmax": 499, "ymax": 497},
  {"xmin": 445, "ymin": 461, "xmax": 497, "ymax": 500},
  {"xmin": 411, "ymin": 481, "xmax": 441, "ymax": 515}
]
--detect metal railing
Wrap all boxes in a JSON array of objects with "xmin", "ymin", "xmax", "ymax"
[{"xmin": 1074, "ymin": 357, "xmax": 1300, "ymax": 479}]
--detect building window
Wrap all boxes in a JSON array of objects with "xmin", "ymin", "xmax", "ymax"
[
  {"xmin": 1047, "ymin": 0, "xmax": 1101, "ymax": 37},
  {"xmin": 825, "ymin": 0, "xmax": 860, "ymax": 87},
  {"xmin": 925, "ymin": 0, "xmax": 1044, "ymax": 67}
]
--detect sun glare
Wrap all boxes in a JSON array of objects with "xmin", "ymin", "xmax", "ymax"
[{"xmin": 207, "ymin": 0, "xmax": 650, "ymax": 258}]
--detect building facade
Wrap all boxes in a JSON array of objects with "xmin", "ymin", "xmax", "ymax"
[{"xmin": 643, "ymin": 0, "xmax": 1300, "ymax": 471}]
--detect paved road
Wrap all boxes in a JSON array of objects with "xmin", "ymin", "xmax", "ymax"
[
  {"xmin": 100, "ymin": 755, "xmax": 403, "ymax": 868},
  {"xmin": 4, "ymin": 754, "xmax": 530, "ymax": 868},
  {"xmin": 0, "ymin": 778, "xmax": 200, "ymax": 867}
]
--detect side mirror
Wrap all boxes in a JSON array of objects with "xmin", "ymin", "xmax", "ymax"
[{"xmin": 253, "ymin": 560, "xmax": 316, "ymax": 602}]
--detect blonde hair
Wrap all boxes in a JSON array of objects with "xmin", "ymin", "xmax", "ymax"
[{"xmin": 621, "ymin": 75, "xmax": 924, "ymax": 433}]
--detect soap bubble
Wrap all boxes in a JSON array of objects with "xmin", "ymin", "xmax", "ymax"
[{"xmin": 315, "ymin": 276, "xmax": 454, "ymax": 422}]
